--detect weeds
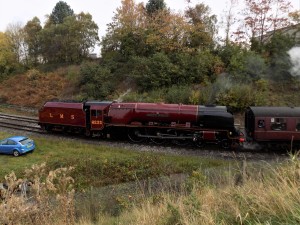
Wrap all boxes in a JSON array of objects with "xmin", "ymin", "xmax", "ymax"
[
  {"xmin": 0, "ymin": 163, "xmax": 75, "ymax": 225},
  {"xmin": 105, "ymin": 154, "xmax": 300, "ymax": 225}
]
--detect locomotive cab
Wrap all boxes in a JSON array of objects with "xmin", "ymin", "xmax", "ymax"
[
  {"xmin": 84, "ymin": 101, "xmax": 112, "ymax": 136},
  {"xmin": 197, "ymin": 105, "xmax": 235, "ymax": 131}
]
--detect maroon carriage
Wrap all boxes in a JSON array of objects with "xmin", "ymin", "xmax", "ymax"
[{"xmin": 245, "ymin": 106, "xmax": 300, "ymax": 149}]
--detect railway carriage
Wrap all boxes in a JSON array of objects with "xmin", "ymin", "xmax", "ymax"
[{"xmin": 245, "ymin": 106, "xmax": 300, "ymax": 149}]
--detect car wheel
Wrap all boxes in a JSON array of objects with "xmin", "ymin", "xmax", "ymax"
[{"xmin": 13, "ymin": 150, "xmax": 20, "ymax": 157}]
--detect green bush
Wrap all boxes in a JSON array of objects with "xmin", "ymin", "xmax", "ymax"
[
  {"xmin": 122, "ymin": 86, "xmax": 192, "ymax": 104},
  {"xmin": 216, "ymin": 84, "xmax": 266, "ymax": 111},
  {"xmin": 79, "ymin": 62, "xmax": 115, "ymax": 100},
  {"xmin": 164, "ymin": 85, "xmax": 191, "ymax": 104}
]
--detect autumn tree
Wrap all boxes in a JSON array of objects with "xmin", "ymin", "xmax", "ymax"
[
  {"xmin": 101, "ymin": 0, "xmax": 146, "ymax": 55},
  {"xmin": 289, "ymin": 10, "xmax": 300, "ymax": 24},
  {"xmin": 5, "ymin": 22, "xmax": 27, "ymax": 64},
  {"xmin": 0, "ymin": 32, "xmax": 18, "ymax": 79},
  {"xmin": 100, "ymin": 0, "xmax": 223, "ymax": 92},
  {"xmin": 185, "ymin": 3, "xmax": 218, "ymax": 49},
  {"xmin": 234, "ymin": 0, "xmax": 292, "ymax": 45}
]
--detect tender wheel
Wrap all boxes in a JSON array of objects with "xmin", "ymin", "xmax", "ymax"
[
  {"xmin": 85, "ymin": 129, "xmax": 91, "ymax": 137},
  {"xmin": 195, "ymin": 139, "xmax": 205, "ymax": 148},
  {"xmin": 128, "ymin": 129, "xmax": 145, "ymax": 143},
  {"xmin": 221, "ymin": 139, "xmax": 231, "ymax": 149},
  {"xmin": 45, "ymin": 125, "xmax": 52, "ymax": 132},
  {"xmin": 13, "ymin": 150, "xmax": 20, "ymax": 157}
]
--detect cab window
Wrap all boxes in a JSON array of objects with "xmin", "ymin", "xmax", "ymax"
[
  {"xmin": 271, "ymin": 118, "xmax": 286, "ymax": 131},
  {"xmin": 91, "ymin": 110, "xmax": 102, "ymax": 117}
]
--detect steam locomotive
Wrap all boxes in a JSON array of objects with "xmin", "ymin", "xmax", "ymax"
[
  {"xmin": 38, "ymin": 101, "xmax": 242, "ymax": 149},
  {"xmin": 39, "ymin": 101, "xmax": 300, "ymax": 150}
]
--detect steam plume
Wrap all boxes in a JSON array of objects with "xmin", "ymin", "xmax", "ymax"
[{"xmin": 288, "ymin": 47, "xmax": 300, "ymax": 77}]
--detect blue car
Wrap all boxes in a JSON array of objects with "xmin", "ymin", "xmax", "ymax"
[{"xmin": 0, "ymin": 136, "xmax": 35, "ymax": 157}]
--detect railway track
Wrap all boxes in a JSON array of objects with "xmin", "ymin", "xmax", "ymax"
[
  {"xmin": 0, "ymin": 113, "xmax": 38, "ymax": 122},
  {"xmin": 0, "ymin": 113, "xmax": 42, "ymax": 133}
]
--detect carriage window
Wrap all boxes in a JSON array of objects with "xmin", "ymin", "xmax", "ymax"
[
  {"xmin": 91, "ymin": 110, "xmax": 102, "ymax": 117},
  {"xmin": 271, "ymin": 118, "xmax": 286, "ymax": 131},
  {"xmin": 258, "ymin": 120, "xmax": 265, "ymax": 128}
]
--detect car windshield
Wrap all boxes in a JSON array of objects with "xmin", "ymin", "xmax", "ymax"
[{"xmin": 19, "ymin": 138, "xmax": 31, "ymax": 145}]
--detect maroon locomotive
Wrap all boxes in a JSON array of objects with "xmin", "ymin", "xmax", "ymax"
[
  {"xmin": 39, "ymin": 101, "xmax": 242, "ymax": 148},
  {"xmin": 245, "ymin": 106, "xmax": 300, "ymax": 149}
]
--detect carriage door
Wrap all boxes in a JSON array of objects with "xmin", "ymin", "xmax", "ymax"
[
  {"xmin": 90, "ymin": 108, "xmax": 104, "ymax": 130},
  {"xmin": 255, "ymin": 117, "xmax": 267, "ymax": 140}
]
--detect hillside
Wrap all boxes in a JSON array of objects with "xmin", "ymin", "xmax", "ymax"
[
  {"xmin": 0, "ymin": 67, "xmax": 80, "ymax": 108},
  {"xmin": 1, "ymin": 66, "xmax": 300, "ymax": 111}
]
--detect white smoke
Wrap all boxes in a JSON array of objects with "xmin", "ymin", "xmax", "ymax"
[
  {"xmin": 288, "ymin": 47, "xmax": 300, "ymax": 77},
  {"xmin": 115, "ymin": 88, "xmax": 131, "ymax": 102}
]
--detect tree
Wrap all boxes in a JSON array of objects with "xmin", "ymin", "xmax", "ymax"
[
  {"xmin": 146, "ymin": 0, "xmax": 167, "ymax": 15},
  {"xmin": 101, "ymin": 0, "xmax": 146, "ymax": 55},
  {"xmin": 0, "ymin": 32, "xmax": 18, "ymax": 78},
  {"xmin": 220, "ymin": 0, "xmax": 239, "ymax": 45},
  {"xmin": 264, "ymin": 33, "xmax": 295, "ymax": 81},
  {"xmin": 41, "ymin": 11, "xmax": 99, "ymax": 63},
  {"xmin": 234, "ymin": 0, "xmax": 292, "ymax": 45},
  {"xmin": 23, "ymin": 17, "xmax": 42, "ymax": 66},
  {"xmin": 49, "ymin": 1, "xmax": 74, "ymax": 25},
  {"xmin": 76, "ymin": 13, "xmax": 99, "ymax": 57},
  {"xmin": 130, "ymin": 53, "xmax": 174, "ymax": 91},
  {"xmin": 5, "ymin": 22, "xmax": 26, "ymax": 64},
  {"xmin": 289, "ymin": 10, "xmax": 300, "ymax": 24},
  {"xmin": 185, "ymin": 4, "xmax": 218, "ymax": 49}
]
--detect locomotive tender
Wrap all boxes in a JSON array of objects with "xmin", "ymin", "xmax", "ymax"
[{"xmin": 38, "ymin": 101, "xmax": 241, "ymax": 149}]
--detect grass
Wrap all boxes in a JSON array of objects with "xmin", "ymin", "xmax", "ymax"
[
  {"xmin": 0, "ymin": 130, "xmax": 231, "ymax": 224},
  {"xmin": 94, "ymin": 155, "xmax": 300, "ymax": 225},
  {"xmin": 0, "ymin": 131, "xmax": 227, "ymax": 189},
  {"xmin": 0, "ymin": 104, "xmax": 38, "ymax": 117},
  {"xmin": 1, "ymin": 130, "xmax": 299, "ymax": 224}
]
